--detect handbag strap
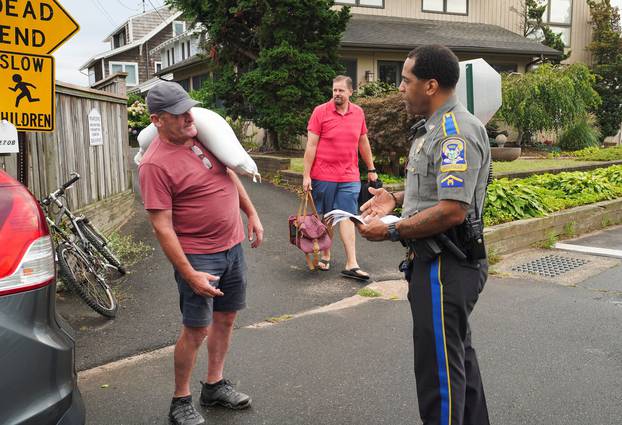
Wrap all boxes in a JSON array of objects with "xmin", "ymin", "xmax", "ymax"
[{"xmin": 305, "ymin": 191, "xmax": 321, "ymax": 219}]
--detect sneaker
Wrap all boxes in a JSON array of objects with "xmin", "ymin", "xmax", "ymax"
[
  {"xmin": 200, "ymin": 379, "xmax": 252, "ymax": 410},
  {"xmin": 169, "ymin": 396, "xmax": 205, "ymax": 425}
]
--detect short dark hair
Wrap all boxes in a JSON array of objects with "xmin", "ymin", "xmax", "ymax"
[{"xmin": 407, "ymin": 45, "xmax": 460, "ymax": 89}]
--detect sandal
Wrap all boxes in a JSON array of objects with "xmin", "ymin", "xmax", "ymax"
[
  {"xmin": 340, "ymin": 267, "xmax": 370, "ymax": 281},
  {"xmin": 317, "ymin": 259, "xmax": 331, "ymax": 271}
]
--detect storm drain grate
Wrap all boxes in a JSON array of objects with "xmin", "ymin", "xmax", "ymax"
[{"xmin": 511, "ymin": 255, "xmax": 590, "ymax": 278}]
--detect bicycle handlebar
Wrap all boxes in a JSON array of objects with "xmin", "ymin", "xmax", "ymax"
[{"xmin": 61, "ymin": 172, "xmax": 80, "ymax": 192}]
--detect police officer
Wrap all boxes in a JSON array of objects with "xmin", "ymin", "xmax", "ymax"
[{"xmin": 356, "ymin": 45, "xmax": 491, "ymax": 425}]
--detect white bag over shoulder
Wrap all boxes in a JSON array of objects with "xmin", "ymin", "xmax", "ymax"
[{"xmin": 134, "ymin": 107, "xmax": 261, "ymax": 182}]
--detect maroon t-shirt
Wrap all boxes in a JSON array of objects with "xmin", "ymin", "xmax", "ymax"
[{"xmin": 138, "ymin": 136, "xmax": 244, "ymax": 254}]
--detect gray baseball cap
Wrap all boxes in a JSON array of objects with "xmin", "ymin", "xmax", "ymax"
[{"xmin": 146, "ymin": 81, "xmax": 200, "ymax": 114}]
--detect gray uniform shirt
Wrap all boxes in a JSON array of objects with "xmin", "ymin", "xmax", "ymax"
[{"xmin": 402, "ymin": 96, "xmax": 491, "ymax": 219}]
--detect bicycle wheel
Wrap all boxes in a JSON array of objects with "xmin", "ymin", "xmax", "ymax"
[
  {"xmin": 56, "ymin": 243, "xmax": 118, "ymax": 318},
  {"xmin": 77, "ymin": 220, "xmax": 126, "ymax": 275}
]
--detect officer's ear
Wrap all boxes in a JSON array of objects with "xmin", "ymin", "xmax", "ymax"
[{"xmin": 424, "ymin": 79, "xmax": 440, "ymax": 96}]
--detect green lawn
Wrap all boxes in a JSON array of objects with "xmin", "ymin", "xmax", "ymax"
[{"xmin": 289, "ymin": 157, "xmax": 599, "ymax": 177}]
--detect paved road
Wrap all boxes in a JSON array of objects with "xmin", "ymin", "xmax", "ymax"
[
  {"xmin": 58, "ymin": 177, "xmax": 404, "ymax": 370},
  {"xmin": 80, "ymin": 271, "xmax": 622, "ymax": 425}
]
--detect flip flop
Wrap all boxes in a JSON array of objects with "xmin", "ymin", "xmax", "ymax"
[
  {"xmin": 318, "ymin": 259, "xmax": 331, "ymax": 271},
  {"xmin": 340, "ymin": 268, "xmax": 370, "ymax": 281}
]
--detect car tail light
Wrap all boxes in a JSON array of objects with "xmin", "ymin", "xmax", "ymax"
[{"xmin": 0, "ymin": 172, "xmax": 55, "ymax": 296}]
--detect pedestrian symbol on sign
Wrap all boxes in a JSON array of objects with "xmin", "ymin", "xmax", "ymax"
[{"xmin": 9, "ymin": 74, "xmax": 40, "ymax": 107}]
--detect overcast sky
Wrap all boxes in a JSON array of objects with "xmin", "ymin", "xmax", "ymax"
[
  {"xmin": 52, "ymin": 0, "xmax": 167, "ymax": 85},
  {"xmin": 53, "ymin": 0, "xmax": 622, "ymax": 87}
]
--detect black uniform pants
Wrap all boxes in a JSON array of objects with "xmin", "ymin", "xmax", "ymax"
[{"xmin": 406, "ymin": 251, "xmax": 489, "ymax": 425}]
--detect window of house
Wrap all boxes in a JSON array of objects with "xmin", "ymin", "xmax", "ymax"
[
  {"xmin": 491, "ymin": 63, "xmax": 518, "ymax": 74},
  {"xmin": 110, "ymin": 62, "xmax": 138, "ymax": 86},
  {"xmin": 187, "ymin": 41, "xmax": 191, "ymax": 57},
  {"xmin": 336, "ymin": 0, "xmax": 384, "ymax": 7},
  {"xmin": 113, "ymin": 31, "xmax": 126, "ymax": 49},
  {"xmin": 182, "ymin": 42, "xmax": 186, "ymax": 60},
  {"xmin": 543, "ymin": 0, "xmax": 572, "ymax": 47},
  {"xmin": 178, "ymin": 79, "xmax": 190, "ymax": 91},
  {"xmin": 339, "ymin": 58, "xmax": 358, "ymax": 90},
  {"xmin": 173, "ymin": 21, "xmax": 186, "ymax": 37},
  {"xmin": 88, "ymin": 68, "xmax": 96, "ymax": 86},
  {"xmin": 378, "ymin": 61, "xmax": 403, "ymax": 87},
  {"xmin": 155, "ymin": 62, "xmax": 162, "ymax": 73},
  {"xmin": 170, "ymin": 47, "xmax": 175, "ymax": 65},
  {"xmin": 192, "ymin": 74, "xmax": 210, "ymax": 91},
  {"xmin": 422, "ymin": 0, "xmax": 468, "ymax": 15}
]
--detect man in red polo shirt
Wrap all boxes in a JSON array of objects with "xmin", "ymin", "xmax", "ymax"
[{"xmin": 302, "ymin": 75, "xmax": 378, "ymax": 280}]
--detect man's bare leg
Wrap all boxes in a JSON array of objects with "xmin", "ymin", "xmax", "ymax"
[
  {"xmin": 174, "ymin": 326, "xmax": 209, "ymax": 397},
  {"xmin": 205, "ymin": 311, "xmax": 237, "ymax": 383},
  {"xmin": 339, "ymin": 219, "xmax": 368, "ymax": 276}
]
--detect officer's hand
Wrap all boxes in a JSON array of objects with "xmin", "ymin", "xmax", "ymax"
[
  {"xmin": 360, "ymin": 187, "xmax": 395, "ymax": 220},
  {"xmin": 303, "ymin": 176, "xmax": 312, "ymax": 192},
  {"xmin": 184, "ymin": 270, "xmax": 223, "ymax": 298},
  {"xmin": 355, "ymin": 219, "xmax": 389, "ymax": 242}
]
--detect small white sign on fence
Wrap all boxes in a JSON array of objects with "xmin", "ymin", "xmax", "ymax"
[
  {"xmin": 0, "ymin": 120, "xmax": 19, "ymax": 154},
  {"xmin": 89, "ymin": 108, "xmax": 103, "ymax": 146}
]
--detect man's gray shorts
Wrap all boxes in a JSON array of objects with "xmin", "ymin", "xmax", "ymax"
[{"xmin": 174, "ymin": 243, "xmax": 247, "ymax": 328}]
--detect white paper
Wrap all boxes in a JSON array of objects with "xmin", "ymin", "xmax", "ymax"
[
  {"xmin": 0, "ymin": 120, "xmax": 19, "ymax": 154},
  {"xmin": 324, "ymin": 209, "xmax": 402, "ymax": 226},
  {"xmin": 89, "ymin": 109, "xmax": 103, "ymax": 146}
]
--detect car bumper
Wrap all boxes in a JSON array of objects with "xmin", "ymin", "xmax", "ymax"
[{"xmin": 57, "ymin": 383, "xmax": 86, "ymax": 425}]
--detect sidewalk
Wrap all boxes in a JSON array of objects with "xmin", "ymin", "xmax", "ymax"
[{"xmin": 79, "ymin": 266, "xmax": 622, "ymax": 425}]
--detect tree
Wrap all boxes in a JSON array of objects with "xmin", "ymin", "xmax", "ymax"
[
  {"xmin": 512, "ymin": 0, "xmax": 569, "ymax": 62},
  {"xmin": 166, "ymin": 0, "xmax": 350, "ymax": 150},
  {"xmin": 587, "ymin": 0, "xmax": 622, "ymax": 137},
  {"xmin": 499, "ymin": 64, "xmax": 601, "ymax": 145}
]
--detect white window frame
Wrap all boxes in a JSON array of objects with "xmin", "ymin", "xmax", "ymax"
[
  {"xmin": 335, "ymin": 0, "xmax": 384, "ymax": 7},
  {"xmin": 88, "ymin": 68, "xmax": 96, "ymax": 86},
  {"xmin": 109, "ymin": 61, "xmax": 139, "ymax": 86},
  {"xmin": 422, "ymin": 0, "xmax": 468, "ymax": 15},
  {"xmin": 173, "ymin": 21, "xmax": 186, "ymax": 37},
  {"xmin": 543, "ymin": 0, "xmax": 573, "ymax": 47}
]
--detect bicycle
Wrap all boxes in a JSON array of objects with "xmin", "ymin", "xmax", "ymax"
[{"xmin": 40, "ymin": 172, "xmax": 124, "ymax": 318}]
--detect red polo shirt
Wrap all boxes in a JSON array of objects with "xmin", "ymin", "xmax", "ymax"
[{"xmin": 307, "ymin": 100, "xmax": 368, "ymax": 182}]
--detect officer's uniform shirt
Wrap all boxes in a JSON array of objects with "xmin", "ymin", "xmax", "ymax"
[{"xmin": 402, "ymin": 96, "xmax": 490, "ymax": 220}]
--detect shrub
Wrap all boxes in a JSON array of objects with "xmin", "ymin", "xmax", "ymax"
[
  {"xmin": 557, "ymin": 115, "xmax": 601, "ymax": 151},
  {"xmin": 356, "ymin": 93, "xmax": 419, "ymax": 175},
  {"xmin": 355, "ymin": 81, "xmax": 398, "ymax": 99},
  {"xmin": 570, "ymin": 145, "xmax": 622, "ymax": 161},
  {"xmin": 127, "ymin": 99, "xmax": 150, "ymax": 137},
  {"xmin": 499, "ymin": 63, "xmax": 601, "ymax": 145}
]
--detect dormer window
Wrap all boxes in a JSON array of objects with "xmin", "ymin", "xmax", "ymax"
[
  {"xmin": 113, "ymin": 31, "xmax": 126, "ymax": 49},
  {"xmin": 173, "ymin": 21, "xmax": 186, "ymax": 37}
]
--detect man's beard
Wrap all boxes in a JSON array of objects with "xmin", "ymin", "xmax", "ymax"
[{"xmin": 334, "ymin": 96, "xmax": 344, "ymax": 105}]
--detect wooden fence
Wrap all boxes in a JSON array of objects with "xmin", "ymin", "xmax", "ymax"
[{"xmin": 0, "ymin": 76, "xmax": 133, "ymax": 233}]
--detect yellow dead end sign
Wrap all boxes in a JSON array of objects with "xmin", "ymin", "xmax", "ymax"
[
  {"xmin": 0, "ymin": 0, "xmax": 79, "ymax": 55},
  {"xmin": 0, "ymin": 51, "xmax": 54, "ymax": 131}
]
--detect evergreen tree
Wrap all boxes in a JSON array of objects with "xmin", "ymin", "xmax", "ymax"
[
  {"xmin": 587, "ymin": 0, "xmax": 622, "ymax": 137},
  {"xmin": 166, "ymin": 0, "xmax": 350, "ymax": 150}
]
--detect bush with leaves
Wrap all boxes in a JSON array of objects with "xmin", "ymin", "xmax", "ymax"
[
  {"xmin": 356, "ymin": 93, "xmax": 418, "ymax": 175},
  {"xmin": 127, "ymin": 96, "xmax": 150, "ymax": 137},
  {"xmin": 355, "ymin": 81, "xmax": 398, "ymax": 99},
  {"xmin": 557, "ymin": 115, "xmax": 601, "ymax": 151},
  {"xmin": 498, "ymin": 63, "xmax": 601, "ymax": 145},
  {"xmin": 569, "ymin": 145, "xmax": 622, "ymax": 161}
]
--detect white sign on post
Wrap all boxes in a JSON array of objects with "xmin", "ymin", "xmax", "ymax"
[
  {"xmin": 88, "ymin": 108, "xmax": 103, "ymax": 146},
  {"xmin": 0, "ymin": 120, "xmax": 19, "ymax": 154},
  {"xmin": 456, "ymin": 58, "xmax": 502, "ymax": 125}
]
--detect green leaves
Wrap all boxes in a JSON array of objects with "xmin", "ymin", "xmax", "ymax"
[
  {"xmin": 499, "ymin": 64, "xmax": 601, "ymax": 145},
  {"xmin": 484, "ymin": 165, "xmax": 622, "ymax": 226}
]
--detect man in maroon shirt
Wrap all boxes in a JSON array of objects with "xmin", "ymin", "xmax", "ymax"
[
  {"xmin": 139, "ymin": 82, "xmax": 263, "ymax": 425},
  {"xmin": 303, "ymin": 75, "xmax": 378, "ymax": 280}
]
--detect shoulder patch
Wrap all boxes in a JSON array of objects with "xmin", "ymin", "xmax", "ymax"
[
  {"xmin": 442, "ymin": 112, "xmax": 460, "ymax": 136},
  {"xmin": 440, "ymin": 175, "xmax": 464, "ymax": 188},
  {"xmin": 440, "ymin": 137, "xmax": 468, "ymax": 172}
]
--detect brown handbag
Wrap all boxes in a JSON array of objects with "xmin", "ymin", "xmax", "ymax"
[{"xmin": 288, "ymin": 192, "xmax": 333, "ymax": 270}]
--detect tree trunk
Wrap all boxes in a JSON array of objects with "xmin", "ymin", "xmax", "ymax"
[{"xmin": 261, "ymin": 129, "xmax": 279, "ymax": 152}]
